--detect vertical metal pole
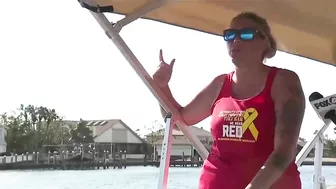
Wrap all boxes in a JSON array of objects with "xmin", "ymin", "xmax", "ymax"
[
  {"xmin": 313, "ymin": 133, "xmax": 326, "ymax": 189},
  {"xmin": 157, "ymin": 113, "xmax": 174, "ymax": 189}
]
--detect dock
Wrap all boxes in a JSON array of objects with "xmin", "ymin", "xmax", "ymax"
[
  {"xmin": 301, "ymin": 157, "xmax": 336, "ymax": 166},
  {"xmin": 1, "ymin": 152, "xmax": 335, "ymax": 170},
  {"xmin": 0, "ymin": 151, "xmax": 128, "ymax": 170},
  {"xmin": 0, "ymin": 151, "xmax": 204, "ymax": 170}
]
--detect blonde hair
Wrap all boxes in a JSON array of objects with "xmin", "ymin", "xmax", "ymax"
[{"xmin": 233, "ymin": 12, "xmax": 277, "ymax": 59}]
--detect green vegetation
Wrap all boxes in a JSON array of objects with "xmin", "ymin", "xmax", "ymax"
[
  {"xmin": 1, "ymin": 104, "xmax": 336, "ymax": 157},
  {"xmin": 69, "ymin": 119, "xmax": 94, "ymax": 144},
  {"xmin": 325, "ymin": 138, "xmax": 336, "ymax": 157},
  {"xmin": 0, "ymin": 104, "xmax": 93, "ymax": 155}
]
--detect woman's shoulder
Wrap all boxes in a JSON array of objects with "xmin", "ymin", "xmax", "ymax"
[
  {"xmin": 214, "ymin": 71, "xmax": 234, "ymax": 81},
  {"xmin": 202, "ymin": 74, "xmax": 228, "ymax": 98},
  {"xmin": 273, "ymin": 67, "xmax": 301, "ymax": 85},
  {"xmin": 213, "ymin": 73, "xmax": 227, "ymax": 81},
  {"xmin": 271, "ymin": 67, "xmax": 304, "ymax": 101},
  {"xmin": 212, "ymin": 73, "xmax": 230, "ymax": 87}
]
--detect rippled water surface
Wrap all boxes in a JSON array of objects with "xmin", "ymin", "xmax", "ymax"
[{"xmin": 0, "ymin": 166, "xmax": 335, "ymax": 189}]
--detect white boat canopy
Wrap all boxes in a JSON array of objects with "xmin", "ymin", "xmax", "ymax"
[
  {"xmin": 77, "ymin": 1, "xmax": 335, "ymax": 189},
  {"xmin": 93, "ymin": 0, "xmax": 336, "ymax": 66}
]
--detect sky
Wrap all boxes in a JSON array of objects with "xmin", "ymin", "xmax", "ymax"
[{"xmin": 0, "ymin": 0, "xmax": 335, "ymax": 140}]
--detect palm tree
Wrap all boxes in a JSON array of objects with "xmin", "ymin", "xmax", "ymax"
[{"xmin": 69, "ymin": 119, "xmax": 94, "ymax": 145}]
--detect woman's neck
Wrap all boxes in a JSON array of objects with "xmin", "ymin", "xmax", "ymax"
[{"xmin": 233, "ymin": 64, "xmax": 269, "ymax": 83}]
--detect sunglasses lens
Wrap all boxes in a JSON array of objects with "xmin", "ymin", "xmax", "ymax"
[
  {"xmin": 240, "ymin": 29, "xmax": 255, "ymax": 40},
  {"xmin": 224, "ymin": 30, "xmax": 236, "ymax": 41}
]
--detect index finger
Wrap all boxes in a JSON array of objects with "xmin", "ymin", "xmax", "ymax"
[{"xmin": 159, "ymin": 49, "xmax": 164, "ymax": 63}]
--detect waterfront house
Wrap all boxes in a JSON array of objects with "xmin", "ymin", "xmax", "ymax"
[
  {"xmin": 65, "ymin": 119, "xmax": 148, "ymax": 159},
  {"xmin": 147, "ymin": 126, "xmax": 213, "ymax": 160}
]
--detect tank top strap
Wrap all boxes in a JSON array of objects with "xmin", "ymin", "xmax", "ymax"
[
  {"xmin": 220, "ymin": 71, "xmax": 234, "ymax": 97},
  {"xmin": 210, "ymin": 72, "xmax": 234, "ymax": 113},
  {"xmin": 263, "ymin": 67, "xmax": 279, "ymax": 95}
]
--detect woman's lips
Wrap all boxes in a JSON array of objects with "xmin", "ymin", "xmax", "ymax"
[
  {"xmin": 230, "ymin": 49, "xmax": 241, "ymax": 55},
  {"xmin": 230, "ymin": 48, "xmax": 242, "ymax": 57},
  {"xmin": 231, "ymin": 48, "xmax": 241, "ymax": 52}
]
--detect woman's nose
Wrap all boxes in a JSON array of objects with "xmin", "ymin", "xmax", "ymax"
[{"xmin": 233, "ymin": 36, "xmax": 241, "ymax": 43}]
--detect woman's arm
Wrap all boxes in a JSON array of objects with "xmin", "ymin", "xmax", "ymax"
[
  {"xmin": 159, "ymin": 86, "xmax": 183, "ymax": 118},
  {"xmin": 159, "ymin": 75, "xmax": 225, "ymax": 126},
  {"xmin": 246, "ymin": 69, "xmax": 305, "ymax": 189}
]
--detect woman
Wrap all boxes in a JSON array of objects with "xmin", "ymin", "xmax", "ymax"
[{"xmin": 153, "ymin": 12, "xmax": 305, "ymax": 189}]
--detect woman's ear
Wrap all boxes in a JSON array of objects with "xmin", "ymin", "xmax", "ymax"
[
  {"xmin": 264, "ymin": 47, "xmax": 276, "ymax": 58},
  {"xmin": 264, "ymin": 35, "xmax": 277, "ymax": 59}
]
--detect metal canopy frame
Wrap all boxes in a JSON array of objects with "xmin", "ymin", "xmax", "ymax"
[
  {"xmin": 79, "ymin": 0, "xmax": 209, "ymax": 159},
  {"xmin": 296, "ymin": 93, "xmax": 336, "ymax": 189},
  {"xmin": 77, "ymin": 1, "xmax": 335, "ymax": 189}
]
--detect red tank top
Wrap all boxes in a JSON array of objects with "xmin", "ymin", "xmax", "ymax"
[{"xmin": 199, "ymin": 67, "xmax": 301, "ymax": 189}]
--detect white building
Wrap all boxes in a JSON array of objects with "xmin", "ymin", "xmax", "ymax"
[
  {"xmin": 66, "ymin": 119, "xmax": 148, "ymax": 159},
  {"xmin": 0, "ymin": 126, "xmax": 7, "ymax": 154},
  {"xmin": 150, "ymin": 126, "xmax": 213, "ymax": 159}
]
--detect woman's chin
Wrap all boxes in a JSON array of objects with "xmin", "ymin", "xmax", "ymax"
[
  {"xmin": 230, "ymin": 56, "xmax": 248, "ymax": 67},
  {"xmin": 230, "ymin": 54, "xmax": 243, "ymax": 63}
]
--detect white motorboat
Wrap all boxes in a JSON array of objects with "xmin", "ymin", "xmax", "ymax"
[{"xmin": 75, "ymin": 1, "xmax": 336, "ymax": 188}]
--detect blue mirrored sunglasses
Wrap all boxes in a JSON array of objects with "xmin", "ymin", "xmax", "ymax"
[{"xmin": 223, "ymin": 28, "xmax": 264, "ymax": 42}]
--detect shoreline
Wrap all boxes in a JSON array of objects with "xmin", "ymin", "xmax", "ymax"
[
  {"xmin": 1, "ymin": 157, "xmax": 336, "ymax": 171},
  {"xmin": 0, "ymin": 158, "xmax": 336, "ymax": 170},
  {"xmin": 301, "ymin": 157, "xmax": 336, "ymax": 166}
]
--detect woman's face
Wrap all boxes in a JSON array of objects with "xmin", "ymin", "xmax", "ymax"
[{"xmin": 226, "ymin": 17, "xmax": 269, "ymax": 66}]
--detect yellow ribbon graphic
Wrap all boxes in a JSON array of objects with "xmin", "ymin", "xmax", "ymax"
[{"xmin": 242, "ymin": 108, "xmax": 259, "ymax": 141}]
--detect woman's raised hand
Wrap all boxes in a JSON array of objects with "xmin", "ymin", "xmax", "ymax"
[{"xmin": 152, "ymin": 49, "xmax": 176, "ymax": 88}]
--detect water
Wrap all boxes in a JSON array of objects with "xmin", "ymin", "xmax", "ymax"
[{"xmin": 0, "ymin": 166, "xmax": 335, "ymax": 189}]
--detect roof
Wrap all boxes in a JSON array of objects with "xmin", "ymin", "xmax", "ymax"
[
  {"xmin": 64, "ymin": 119, "xmax": 147, "ymax": 144},
  {"xmin": 90, "ymin": 0, "xmax": 336, "ymax": 66},
  {"xmin": 149, "ymin": 126, "xmax": 212, "ymax": 145},
  {"xmin": 86, "ymin": 119, "xmax": 119, "ymax": 137},
  {"xmin": 148, "ymin": 126, "xmax": 212, "ymax": 137},
  {"xmin": 153, "ymin": 137, "xmax": 193, "ymax": 145},
  {"xmin": 172, "ymin": 126, "xmax": 212, "ymax": 137}
]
